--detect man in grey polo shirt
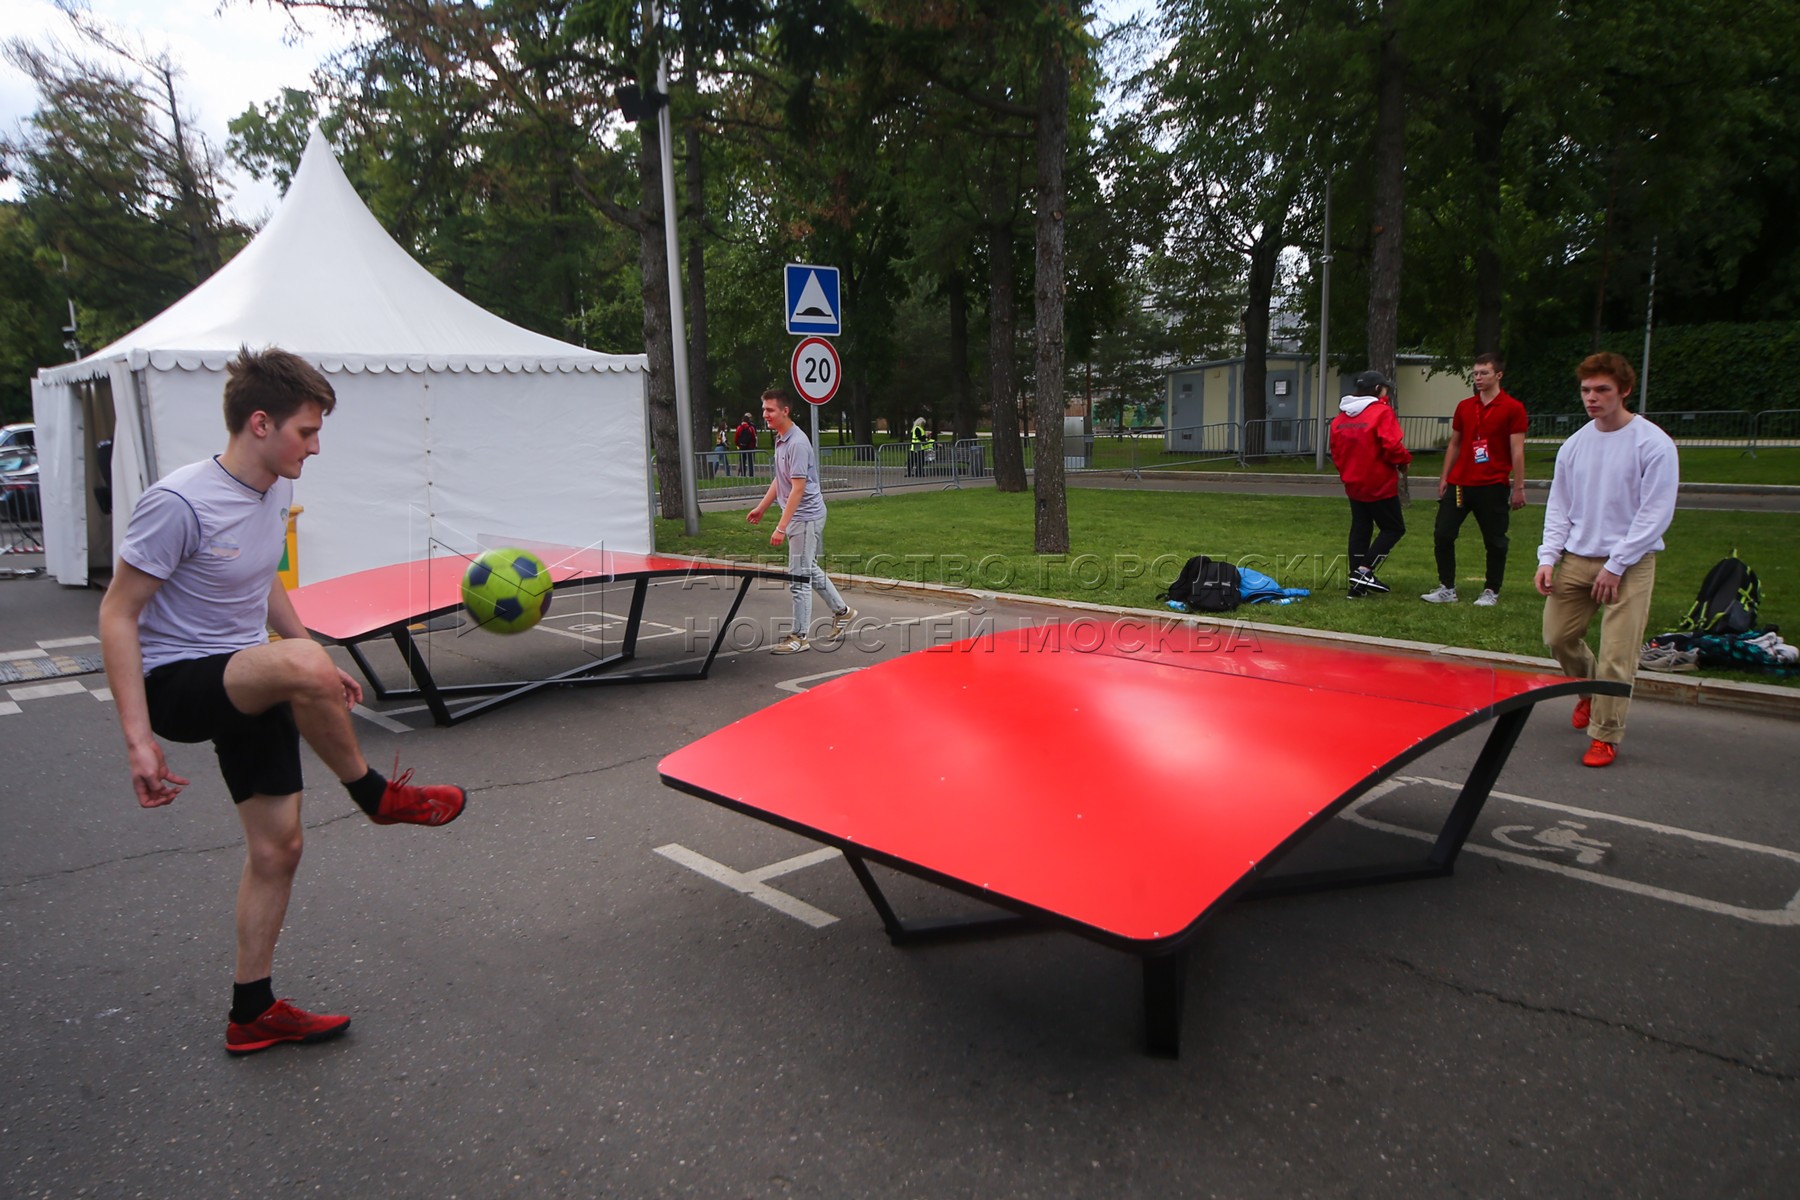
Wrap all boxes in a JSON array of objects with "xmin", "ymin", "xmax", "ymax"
[
  {"xmin": 98, "ymin": 347, "xmax": 466, "ymax": 1055},
  {"xmin": 747, "ymin": 387, "xmax": 856, "ymax": 653}
]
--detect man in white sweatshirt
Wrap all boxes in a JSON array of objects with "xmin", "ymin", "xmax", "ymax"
[{"xmin": 1533, "ymin": 352, "xmax": 1679, "ymax": 767}]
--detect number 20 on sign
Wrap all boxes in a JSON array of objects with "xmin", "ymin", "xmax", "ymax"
[{"xmin": 790, "ymin": 337, "xmax": 842, "ymax": 405}]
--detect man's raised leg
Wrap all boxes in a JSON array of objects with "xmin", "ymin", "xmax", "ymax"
[{"xmin": 223, "ymin": 640, "xmax": 465, "ymax": 826}]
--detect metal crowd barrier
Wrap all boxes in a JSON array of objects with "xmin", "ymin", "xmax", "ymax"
[
  {"xmin": 678, "ymin": 407, "xmax": 1798, "ymax": 502},
  {"xmin": 1747, "ymin": 409, "xmax": 1800, "ymax": 458}
]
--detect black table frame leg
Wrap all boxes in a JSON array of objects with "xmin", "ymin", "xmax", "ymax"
[
  {"xmin": 327, "ymin": 572, "xmax": 771, "ymax": 726},
  {"xmin": 1242, "ymin": 705, "xmax": 1533, "ymax": 899}
]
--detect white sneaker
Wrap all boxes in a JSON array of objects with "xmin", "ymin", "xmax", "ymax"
[
  {"xmin": 770, "ymin": 634, "xmax": 810, "ymax": 655},
  {"xmin": 1473, "ymin": 589, "xmax": 1499, "ymax": 607},
  {"xmin": 1420, "ymin": 585, "xmax": 1459, "ymax": 604}
]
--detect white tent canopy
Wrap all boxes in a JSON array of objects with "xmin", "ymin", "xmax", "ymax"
[{"xmin": 33, "ymin": 128, "xmax": 651, "ymax": 586}]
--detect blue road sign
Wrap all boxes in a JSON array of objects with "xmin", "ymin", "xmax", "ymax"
[{"xmin": 784, "ymin": 263, "xmax": 841, "ymax": 337}]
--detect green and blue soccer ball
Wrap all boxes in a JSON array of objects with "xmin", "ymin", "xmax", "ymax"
[{"xmin": 461, "ymin": 548, "xmax": 552, "ymax": 634}]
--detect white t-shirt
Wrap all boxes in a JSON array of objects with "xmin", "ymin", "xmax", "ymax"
[
  {"xmin": 118, "ymin": 457, "xmax": 293, "ymax": 672},
  {"xmin": 1537, "ymin": 415, "xmax": 1679, "ymax": 576}
]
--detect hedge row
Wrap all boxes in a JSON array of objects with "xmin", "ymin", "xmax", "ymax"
[{"xmin": 1498, "ymin": 321, "xmax": 1800, "ymax": 415}]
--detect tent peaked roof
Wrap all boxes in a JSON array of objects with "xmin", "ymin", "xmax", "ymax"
[{"xmin": 43, "ymin": 128, "xmax": 640, "ymax": 381}]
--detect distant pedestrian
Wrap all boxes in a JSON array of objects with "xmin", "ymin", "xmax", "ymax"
[
  {"xmin": 907, "ymin": 417, "xmax": 931, "ymax": 477},
  {"xmin": 1534, "ymin": 352, "xmax": 1678, "ymax": 768},
  {"xmin": 747, "ymin": 388, "xmax": 856, "ymax": 654},
  {"xmin": 1330, "ymin": 370, "xmax": 1412, "ymax": 597},
  {"xmin": 1421, "ymin": 352, "xmax": 1528, "ymax": 607},
  {"xmin": 733, "ymin": 413, "xmax": 758, "ymax": 476},
  {"xmin": 708, "ymin": 428, "xmax": 730, "ymax": 478}
]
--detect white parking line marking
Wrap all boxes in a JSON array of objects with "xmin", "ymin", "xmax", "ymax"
[
  {"xmin": 776, "ymin": 668, "xmax": 862, "ymax": 693},
  {"xmin": 0, "ymin": 701, "xmax": 20, "ymax": 716},
  {"xmin": 351, "ymin": 704, "xmax": 411, "ymax": 733},
  {"xmin": 90, "ymin": 688, "xmax": 112, "ymax": 701},
  {"xmin": 747, "ymin": 847, "xmax": 843, "ymax": 881},
  {"xmin": 655, "ymin": 842, "xmax": 840, "ymax": 928},
  {"xmin": 1345, "ymin": 776, "xmax": 1800, "ymax": 926},
  {"xmin": 0, "ymin": 648, "xmax": 52, "ymax": 662},
  {"xmin": 38, "ymin": 636, "xmax": 99, "ymax": 650},
  {"xmin": 7, "ymin": 680, "xmax": 88, "ymax": 702}
]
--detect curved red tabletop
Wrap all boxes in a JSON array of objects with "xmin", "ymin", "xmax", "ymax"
[
  {"xmin": 290, "ymin": 547, "xmax": 751, "ymax": 642},
  {"xmin": 659, "ymin": 623, "xmax": 1590, "ymax": 948}
]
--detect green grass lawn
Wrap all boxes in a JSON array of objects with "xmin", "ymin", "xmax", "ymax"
[{"xmin": 659, "ymin": 486, "xmax": 1798, "ymax": 685}]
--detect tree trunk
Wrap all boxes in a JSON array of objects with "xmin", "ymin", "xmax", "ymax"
[
  {"xmin": 683, "ymin": 120, "xmax": 712, "ymax": 443},
  {"xmin": 1590, "ymin": 167, "xmax": 1620, "ymax": 350},
  {"xmin": 158, "ymin": 60, "xmax": 220, "ymax": 282},
  {"xmin": 987, "ymin": 208, "xmax": 1027, "ymax": 492},
  {"xmin": 1471, "ymin": 78, "xmax": 1507, "ymax": 357},
  {"xmin": 842, "ymin": 268, "xmax": 873, "ymax": 444},
  {"xmin": 1241, "ymin": 229, "xmax": 1280, "ymax": 460},
  {"xmin": 1365, "ymin": 0, "xmax": 1406, "ymax": 397},
  {"xmin": 947, "ymin": 269, "xmax": 973, "ymax": 441},
  {"xmin": 1032, "ymin": 21, "xmax": 1070, "ymax": 555},
  {"xmin": 636, "ymin": 109, "xmax": 684, "ymax": 521}
]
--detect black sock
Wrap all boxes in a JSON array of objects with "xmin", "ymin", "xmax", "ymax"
[
  {"xmin": 345, "ymin": 768, "xmax": 388, "ymax": 815},
  {"xmin": 231, "ymin": 977, "xmax": 276, "ymax": 1025}
]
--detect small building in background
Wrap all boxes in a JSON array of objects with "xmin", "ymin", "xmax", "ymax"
[{"xmin": 1162, "ymin": 352, "xmax": 1471, "ymax": 456}]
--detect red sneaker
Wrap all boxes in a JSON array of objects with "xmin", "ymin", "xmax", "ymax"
[
  {"xmin": 226, "ymin": 999, "xmax": 351, "ymax": 1055},
  {"xmin": 1571, "ymin": 697, "xmax": 1592, "ymax": 730},
  {"xmin": 371, "ymin": 768, "xmax": 466, "ymax": 826},
  {"xmin": 1581, "ymin": 739, "xmax": 1617, "ymax": 768}
]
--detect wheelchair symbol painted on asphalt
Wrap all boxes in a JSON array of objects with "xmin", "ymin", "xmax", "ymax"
[{"xmin": 1491, "ymin": 820, "xmax": 1612, "ymax": 866}]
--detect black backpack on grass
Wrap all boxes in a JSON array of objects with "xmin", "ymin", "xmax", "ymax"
[
  {"xmin": 1160, "ymin": 555, "xmax": 1242, "ymax": 612},
  {"xmin": 1678, "ymin": 553, "xmax": 1760, "ymax": 636}
]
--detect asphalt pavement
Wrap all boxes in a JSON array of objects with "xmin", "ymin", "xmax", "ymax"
[{"xmin": 1, "ymin": 568, "xmax": 1795, "ymax": 1198}]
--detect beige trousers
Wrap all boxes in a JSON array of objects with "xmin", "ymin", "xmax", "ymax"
[{"xmin": 1542, "ymin": 553, "xmax": 1657, "ymax": 745}]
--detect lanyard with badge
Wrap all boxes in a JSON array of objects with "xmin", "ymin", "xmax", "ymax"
[{"xmin": 1470, "ymin": 399, "xmax": 1494, "ymax": 466}]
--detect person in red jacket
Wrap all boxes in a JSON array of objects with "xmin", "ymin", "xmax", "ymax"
[{"xmin": 1330, "ymin": 369, "xmax": 1413, "ymax": 597}]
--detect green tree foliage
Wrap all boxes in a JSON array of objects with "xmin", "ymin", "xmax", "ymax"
[
  {"xmin": 0, "ymin": 204, "xmax": 68, "ymax": 420},
  {"xmin": 3, "ymin": 8, "xmax": 247, "ymax": 360}
]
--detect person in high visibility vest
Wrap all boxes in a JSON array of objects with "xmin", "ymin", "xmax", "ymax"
[{"xmin": 907, "ymin": 417, "xmax": 931, "ymax": 477}]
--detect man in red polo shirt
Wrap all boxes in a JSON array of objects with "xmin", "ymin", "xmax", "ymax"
[{"xmin": 1421, "ymin": 352, "xmax": 1528, "ymax": 607}]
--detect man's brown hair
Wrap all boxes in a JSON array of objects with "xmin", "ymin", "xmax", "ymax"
[
  {"xmin": 1576, "ymin": 351, "xmax": 1636, "ymax": 399},
  {"xmin": 223, "ymin": 347, "xmax": 337, "ymax": 434},
  {"xmin": 1473, "ymin": 352, "xmax": 1505, "ymax": 373},
  {"xmin": 760, "ymin": 387, "xmax": 793, "ymax": 414}
]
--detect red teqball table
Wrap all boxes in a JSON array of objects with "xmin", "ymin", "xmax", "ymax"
[
  {"xmin": 660, "ymin": 621, "xmax": 1626, "ymax": 1056},
  {"xmin": 289, "ymin": 545, "xmax": 797, "ymax": 726}
]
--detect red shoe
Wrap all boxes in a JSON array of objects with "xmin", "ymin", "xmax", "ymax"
[
  {"xmin": 1571, "ymin": 697, "xmax": 1592, "ymax": 730},
  {"xmin": 226, "ymin": 999, "xmax": 351, "ymax": 1055},
  {"xmin": 1581, "ymin": 739, "xmax": 1617, "ymax": 768},
  {"xmin": 371, "ymin": 768, "xmax": 466, "ymax": 826}
]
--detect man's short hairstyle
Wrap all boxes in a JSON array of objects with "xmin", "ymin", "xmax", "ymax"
[
  {"xmin": 223, "ymin": 347, "xmax": 336, "ymax": 434},
  {"xmin": 1473, "ymin": 352, "xmax": 1505, "ymax": 373},
  {"xmin": 760, "ymin": 387, "xmax": 793, "ymax": 414},
  {"xmin": 1576, "ymin": 351, "xmax": 1636, "ymax": 398}
]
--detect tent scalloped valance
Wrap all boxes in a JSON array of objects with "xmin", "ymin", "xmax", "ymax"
[{"xmin": 38, "ymin": 348, "xmax": 645, "ymax": 384}]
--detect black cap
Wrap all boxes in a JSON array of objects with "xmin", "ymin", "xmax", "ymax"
[{"xmin": 1351, "ymin": 370, "xmax": 1390, "ymax": 394}]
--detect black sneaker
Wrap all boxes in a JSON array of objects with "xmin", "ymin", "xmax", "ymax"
[{"xmin": 1351, "ymin": 569, "xmax": 1390, "ymax": 594}]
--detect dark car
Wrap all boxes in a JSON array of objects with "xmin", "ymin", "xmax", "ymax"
[{"xmin": 1, "ymin": 445, "xmax": 40, "ymax": 523}]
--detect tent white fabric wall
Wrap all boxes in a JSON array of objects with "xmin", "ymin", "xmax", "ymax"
[{"xmin": 32, "ymin": 129, "xmax": 651, "ymax": 586}]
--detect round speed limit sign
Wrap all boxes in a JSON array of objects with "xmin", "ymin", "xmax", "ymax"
[{"xmin": 790, "ymin": 336, "xmax": 842, "ymax": 405}]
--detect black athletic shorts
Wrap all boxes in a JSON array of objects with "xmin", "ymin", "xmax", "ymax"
[{"xmin": 143, "ymin": 652, "xmax": 303, "ymax": 803}]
